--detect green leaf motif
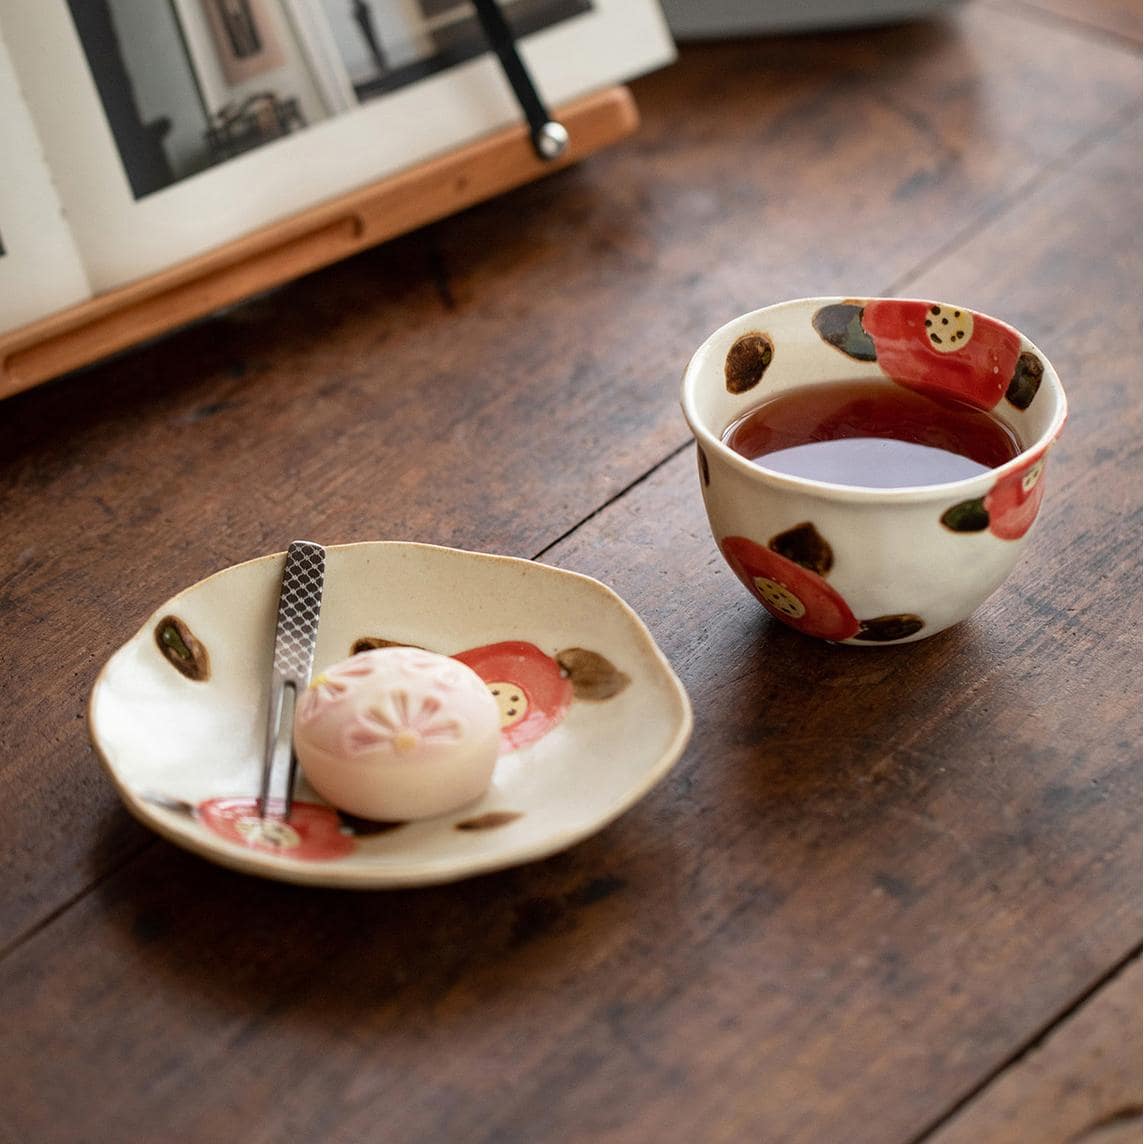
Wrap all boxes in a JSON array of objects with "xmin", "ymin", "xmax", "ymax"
[
  {"xmin": 769, "ymin": 521, "xmax": 834, "ymax": 574},
  {"xmin": 154, "ymin": 615, "xmax": 210, "ymax": 681},
  {"xmin": 812, "ymin": 303, "xmax": 878, "ymax": 361},
  {"xmin": 941, "ymin": 498, "xmax": 990, "ymax": 532},
  {"xmin": 159, "ymin": 624, "xmax": 191, "ymax": 661}
]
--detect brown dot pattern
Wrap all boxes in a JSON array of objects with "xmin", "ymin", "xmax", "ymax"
[
  {"xmin": 456, "ymin": 811, "xmax": 523, "ymax": 831},
  {"xmin": 724, "ymin": 332, "xmax": 773, "ymax": 394},
  {"xmin": 155, "ymin": 615, "xmax": 210, "ymax": 682}
]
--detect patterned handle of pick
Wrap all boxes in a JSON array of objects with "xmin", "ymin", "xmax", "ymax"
[
  {"xmin": 259, "ymin": 540, "xmax": 326, "ymax": 818},
  {"xmin": 271, "ymin": 540, "xmax": 325, "ymax": 686}
]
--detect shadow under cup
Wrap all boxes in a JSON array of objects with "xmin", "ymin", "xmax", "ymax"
[{"xmin": 680, "ymin": 297, "xmax": 1068, "ymax": 645}]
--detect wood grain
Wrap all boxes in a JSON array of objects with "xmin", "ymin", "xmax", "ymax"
[
  {"xmin": 1, "ymin": 0, "xmax": 1138, "ymax": 953},
  {"xmin": 0, "ymin": 1, "xmax": 1139, "ymax": 1140},
  {"xmin": 929, "ymin": 959, "xmax": 1142, "ymax": 1144},
  {"xmin": 0, "ymin": 94, "xmax": 1139, "ymax": 1144},
  {"xmin": 0, "ymin": 88, "xmax": 640, "ymax": 399}
]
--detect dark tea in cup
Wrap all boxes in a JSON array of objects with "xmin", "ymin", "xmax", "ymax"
[
  {"xmin": 722, "ymin": 380, "xmax": 1021, "ymax": 489},
  {"xmin": 682, "ymin": 297, "xmax": 1067, "ymax": 642}
]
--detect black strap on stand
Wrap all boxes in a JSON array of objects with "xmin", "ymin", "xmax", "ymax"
[{"xmin": 470, "ymin": 0, "xmax": 568, "ymax": 161}]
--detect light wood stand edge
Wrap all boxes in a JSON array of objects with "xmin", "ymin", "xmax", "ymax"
[{"xmin": 0, "ymin": 85, "xmax": 637, "ymax": 400}]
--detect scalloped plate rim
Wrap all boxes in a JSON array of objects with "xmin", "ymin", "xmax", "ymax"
[{"xmin": 88, "ymin": 541, "xmax": 694, "ymax": 888}]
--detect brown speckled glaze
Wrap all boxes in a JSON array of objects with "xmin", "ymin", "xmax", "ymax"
[{"xmin": 724, "ymin": 332, "xmax": 773, "ymax": 394}]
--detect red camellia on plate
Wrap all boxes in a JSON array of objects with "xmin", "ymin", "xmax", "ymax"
[
  {"xmin": 453, "ymin": 640, "xmax": 574, "ymax": 751},
  {"xmin": 197, "ymin": 797, "xmax": 355, "ymax": 860},
  {"xmin": 721, "ymin": 535, "xmax": 859, "ymax": 641},
  {"xmin": 861, "ymin": 299, "xmax": 1022, "ymax": 411},
  {"xmin": 983, "ymin": 452, "xmax": 1047, "ymax": 540}
]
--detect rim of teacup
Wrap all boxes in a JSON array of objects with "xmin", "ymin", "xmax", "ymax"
[{"xmin": 681, "ymin": 296, "xmax": 1069, "ymax": 504}]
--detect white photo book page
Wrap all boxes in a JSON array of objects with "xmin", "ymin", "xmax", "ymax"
[
  {"xmin": 0, "ymin": 0, "xmax": 674, "ymax": 296},
  {"xmin": 0, "ymin": 25, "xmax": 90, "ymax": 335}
]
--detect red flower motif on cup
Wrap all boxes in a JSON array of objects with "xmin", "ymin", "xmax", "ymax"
[
  {"xmin": 453, "ymin": 641, "xmax": 574, "ymax": 751},
  {"xmin": 941, "ymin": 450, "xmax": 1048, "ymax": 540},
  {"xmin": 721, "ymin": 535, "xmax": 859, "ymax": 641},
  {"xmin": 197, "ymin": 797, "xmax": 354, "ymax": 860},
  {"xmin": 983, "ymin": 452, "xmax": 1047, "ymax": 540},
  {"xmin": 861, "ymin": 299, "xmax": 1022, "ymax": 411}
]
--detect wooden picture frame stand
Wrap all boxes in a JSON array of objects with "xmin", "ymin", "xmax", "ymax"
[{"xmin": 0, "ymin": 85, "xmax": 636, "ymax": 401}]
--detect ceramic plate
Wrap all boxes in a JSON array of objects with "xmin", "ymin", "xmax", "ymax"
[{"xmin": 89, "ymin": 542, "xmax": 693, "ymax": 887}]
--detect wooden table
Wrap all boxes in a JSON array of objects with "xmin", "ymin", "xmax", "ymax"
[{"xmin": 1, "ymin": 2, "xmax": 1140, "ymax": 1140}]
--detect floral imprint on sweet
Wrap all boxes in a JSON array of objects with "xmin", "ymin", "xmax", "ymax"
[
  {"xmin": 345, "ymin": 692, "xmax": 462, "ymax": 756},
  {"xmin": 351, "ymin": 638, "xmax": 630, "ymax": 752},
  {"xmin": 297, "ymin": 656, "xmax": 376, "ymax": 722}
]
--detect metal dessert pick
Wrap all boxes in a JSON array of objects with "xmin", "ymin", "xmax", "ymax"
[{"xmin": 257, "ymin": 540, "xmax": 326, "ymax": 820}]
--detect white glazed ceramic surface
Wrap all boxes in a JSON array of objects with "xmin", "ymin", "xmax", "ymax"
[
  {"xmin": 681, "ymin": 297, "xmax": 1067, "ymax": 644},
  {"xmin": 89, "ymin": 543, "xmax": 693, "ymax": 887}
]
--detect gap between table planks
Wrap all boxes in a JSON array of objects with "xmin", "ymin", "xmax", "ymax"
[
  {"xmin": 0, "ymin": 0, "xmax": 1138, "ymax": 953},
  {"xmin": 0, "ymin": 1, "xmax": 1139, "ymax": 1140}
]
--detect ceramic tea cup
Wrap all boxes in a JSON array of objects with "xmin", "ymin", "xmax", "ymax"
[{"xmin": 680, "ymin": 297, "xmax": 1067, "ymax": 644}]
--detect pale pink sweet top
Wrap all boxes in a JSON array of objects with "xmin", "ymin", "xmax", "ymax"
[{"xmin": 293, "ymin": 646, "xmax": 500, "ymax": 820}]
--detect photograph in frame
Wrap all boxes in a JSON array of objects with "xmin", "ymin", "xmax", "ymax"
[
  {"xmin": 201, "ymin": 0, "xmax": 287, "ymax": 84},
  {"xmin": 65, "ymin": 0, "xmax": 331, "ymax": 198},
  {"xmin": 63, "ymin": 0, "xmax": 593, "ymax": 200},
  {"xmin": 314, "ymin": 0, "xmax": 591, "ymax": 103},
  {"xmin": 3, "ymin": 0, "xmax": 674, "ymax": 290}
]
